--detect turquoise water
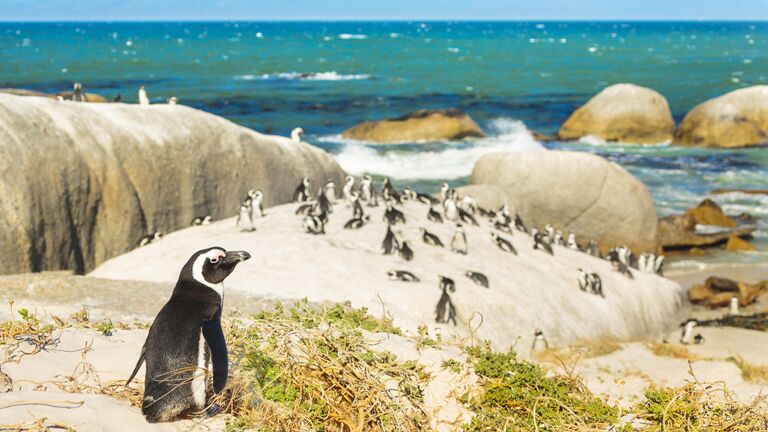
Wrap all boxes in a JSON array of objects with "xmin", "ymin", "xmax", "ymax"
[{"xmin": 2, "ymin": 21, "xmax": 767, "ymax": 268}]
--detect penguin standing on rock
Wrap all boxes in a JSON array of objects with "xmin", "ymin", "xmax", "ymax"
[
  {"xmin": 465, "ymin": 271, "xmax": 489, "ymax": 288},
  {"xmin": 381, "ymin": 226, "xmax": 399, "ymax": 255},
  {"xmin": 127, "ymin": 247, "xmax": 250, "ymax": 423},
  {"xmin": 435, "ymin": 284, "xmax": 457, "ymax": 326},
  {"xmin": 236, "ymin": 200, "xmax": 256, "ymax": 232},
  {"xmin": 531, "ymin": 329, "xmax": 549, "ymax": 355},
  {"xmin": 293, "ymin": 177, "xmax": 311, "ymax": 202},
  {"xmin": 450, "ymin": 224, "xmax": 468, "ymax": 255},
  {"xmin": 323, "ymin": 180, "xmax": 337, "ymax": 205},
  {"xmin": 533, "ymin": 233, "xmax": 553, "ymax": 255},
  {"xmin": 248, "ymin": 190, "xmax": 264, "ymax": 219},
  {"xmin": 387, "ymin": 270, "xmax": 420, "ymax": 283},
  {"xmin": 566, "ymin": 232, "xmax": 579, "ymax": 250},
  {"xmin": 384, "ymin": 204, "xmax": 406, "ymax": 225},
  {"xmin": 342, "ymin": 176, "xmax": 356, "ymax": 207},
  {"xmin": 360, "ymin": 175, "xmax": 378, "ymax": 207},
  {"xmin": 351, "ymin": 191, "xmax": 365, "ymax": 219},
  {"xmin": 398, "ymin": 240, "xmax": 414, "ymax": 262},
  {"xmin": 679, "ymin": 320, "xmax": 698, "ymax": 345},
  {"xmin": 72, "ymin": 82, "xmax": 86, "ymax": 102},
  {"xmin": 139, "ymin": 232, "xmax": 163, "ymax": 247},
  {"xmin": 191, "ymin": 216, "xmax": 212, "ymax": 226},
  {"xmin": 303, "ymin": 212, "xmax": 327, "ymax": 235},
  {"xmin": 343, "ymin": 214, "xmax": 370, "ymax": 230},
  {"xmin": 490, "ymin": 232, "xmax": 517, "ymax": 255},
  {"xmin": 291, "ymin": 127, "xmax": 304, "ymax": 142},
  {"xmin": 427, "ymin": 207, "xmax": 443, "ymax": 223},
  {"xmin": 138, "ymin": 85, "xmax": 150, "ymax": 106},
  {"xmin": 421, "ymin": 228, "xmax": 444, "ymax": 247}
]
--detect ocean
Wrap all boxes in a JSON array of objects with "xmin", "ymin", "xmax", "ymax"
[{"xmin": 2, "ymin": 21, "xmax": 767, "ymax": 271}]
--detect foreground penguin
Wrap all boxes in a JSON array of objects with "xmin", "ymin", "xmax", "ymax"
[
  {"xmin": 293, "ymin": 177, "xmax": 311, "ymax": 202},
  {"xmin": 127, "ymin": 247, "xmax": 250, "ymax": 422},
  {"xmin": 465, "ymin": 271, "xmax": 489, "ymax": 288}
]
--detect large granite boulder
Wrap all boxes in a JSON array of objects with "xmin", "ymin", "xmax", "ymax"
[
  {"xmin": 469, "ymin": 150, "xmax": 658, "ymax": 252},
  {"xmin": 558, "ymin": 84, "xmax": 675, "ymax": 144},
  {"xmin": 342, "ymin": 109, "xmax": 485, "ymax": 143},
  {"xmin": 0, "ymin": 93, "xmax": 345, "ymax": 275},
  {"xmin": 674, "ymin": 86, "xmax": 768, "ymax": 148}
]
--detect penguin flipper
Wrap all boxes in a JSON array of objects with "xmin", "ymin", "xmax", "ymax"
[
  {"xmin": 202, "ymin": 306, "xmax": 229, "ymax": 394},
  {"xmin": 126, "ymin": 345, "xmax": 146, "ymax": 386}
]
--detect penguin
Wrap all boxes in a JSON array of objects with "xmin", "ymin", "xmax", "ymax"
[
  {"xmin": 315, "ymin": 188, "xmax": 332, "ymax": 215},
  {"xmin": 465, "ymin": 271, "xmax": 489, "ymax": 289},
  {"xmin": 382, "ymin": 178, "xmax": 401, "ymax": 203},
  {"xmin": 533, "ymin": 233, "xmax": 554, "ymax": 255},
  {"xmin": 443, "ymin": 196, "xmax": 459, "ymax": 222},
  {"xmin": 295, "ymin": 203, "xmax": 314, "ymax": 216},
  {"xmin": 434, "ymin": 283, "xmax": 457, "ymax": 326},
  {"xmin": 167, "ymin": 96, "xmax": 178, "ymax": 105},
  {"xmin": 427, "ymin": 207, "xmax": 443, "ymax": 223},
  {"xmin": 416, "ymin": 191, "xmax": 438, "ymax": 205},
  {"xmin": 679, "ymin": 320, "xmax": 697, "ymax": 345},
  {"xmin": 342, "ymin": 176, "xmax": 356, "ymax": 207},
  {"xmin": 586, "ymin": 240, "xmax": 600, "ymax": 257},
  {"xmin": 638, "ymin": 253, "xmax": 649, "ymax": 273},
  {"xmin": 553, "ymin": 230, "xmax": 564, "ymax": 246},
  {"xmin": 191, "ymin": 216, "xmax": 212, "ymax": 226},
  {"xmin": 566, "ymin": 232, "xmax": 579, "ymax": 250},
  {"xmin": 384, "ymin": 204, "xmax": 406, "ymax": 225},
  {"xmin": 72, "ymin": 82, "xmax": 85, "ymax": 102},
  {"xmin": 490, "ymin": 232, "xmax": 517, "ymax": 255},
  {"xmin": 302, "ymin": 212, "xmax": 326, "ymax": 234},
  {"xmin": 350, "ymin": 191, "xmax": 365, "ymax": 219},
  {"xmin": 139, "ymin": 232, "xmax": 163, "ymax": 247},
  {"xmin": 421, "ymin": 228, "xmax": 444, "ymax": 247},
  {"xmin": 450, "ymin": 224, "xmax": 468, "ymax": 255},
  {"xmin": 494, "ymin": 219, "xmax": 513, "ymax": 234},
  {"xmin": 138, "ymin": 85, "xmax": 150, "ymax": 106},
  {"xmin": 403, "ymin": 187, "xmax": 417, "ymax": 202},
  {"xmin": 729, "ymin": 296, "xmax": 740, "ymax": 315},
  {"xmin": 398, "ymin": 241, "xmax": 414, "ymax": 262},
  {"xmin": 588, "ymin": 273, "xmax": 604, "ymax": 297},
  {"xmin": 248, "ymin": 190, "xmax": 264, "ymax": 219},
  {"xmin": 544, "ymin": 224, "xmax": 555, "ymax": 245},
  {"xmin": 653, "ymin": 255, "xmax": 665, "ymax": 276},
  {"xmin": 693, "ymin": 334, "xmax": 705, "ymax": 345},
  {"xmin": 291, "ymin": 127, "xmax": 304, "ymax": 142},
  {"xmin": 478, "ymin": 207, "xmax": 495, "ymax": 219},
  {"xmin": 439, "ymin": 275, "xmax": 456, "ymax": 293},
  {"xmin": 126, "ymin": 247, "xmax": 250, "ymax": 423},
  {"xmin": 439, "ymin": 183, "xmax": 452, "ymax": 203},
  {"xmin": 459, "ymin": 196, "xmax": 478, "ymax": 215},
  {"xmin": 236, "ymin": 201, "xmax": 256, "ymax": 232},
  {"xmin": 531, "ymin": 329, "xmax": 549, "ymax": 356},
  {"xmin": 293, "ymin": 177, "xmax": 311, "ymax": 202},
  {"xmin": 344, "ymin": 215, "xmax": 370, "ymax": 230},
  {"xmin": 458, "ymin": 207, "xmax": 479, "ymax": 226},
  {"xmin": 387, "ymin": 270, "xmax": 419, "ymax": 283},
  {"xmin": 514, "ymin": 213, "xmax": 527, "ymax": 233},
  {"xmin": 323, "ymin": 180, "xmax": 337, "ymax": 205},
  {"xmin": 611, "ymin": 258, "xmax": 634, "ymax": 279},
  {"xmin": 360, "ymin": 175, "xmax": 378, "ymax": 207},
  {"xmin": 381, "ymin": 226, "xmax": 399, "ymax": 255},
  {"xmin": 577, "ymin": 269, "xmax": 590, "ymax": 292},
  {"xmin": 113, "ymin": 94, "xmax": 122, "ymax": 103}
]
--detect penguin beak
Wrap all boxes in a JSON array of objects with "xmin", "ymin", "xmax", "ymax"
[{"xmin": 222, "ymin": 250, "xmax": 251, "ymax": 265}]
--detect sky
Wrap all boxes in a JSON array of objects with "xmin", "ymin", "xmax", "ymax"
[{"xmin": 2, "ymin": 0, "xmax": 768, "ymax": 21}]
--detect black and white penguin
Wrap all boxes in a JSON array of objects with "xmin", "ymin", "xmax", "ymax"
[
  {"xmin": 729, "ymin": 296, "xmax": 740, "ymax": 316},
  {"xmin": 113, "ymin": 94, "xmax": 122, "ymax": 103},
  {"xmin": 494, "ymin": 219, "xmax": 513, "ymax": 234},
  {"xmin": 323, "ymin": 180, "xmax": 337, "ymax": 205},
  {"xmin": 126, "ymin": 247, "xmax": 250, "ymax": 423},
  {"xmin": 586, "ymin": 239, "xmax": 600, "ymax": 257},
  {"xmin": 387, "ymin": 270, "xmax": 420, "ymax": 283},
  {"xmin": 544, "ymin": 224, "xmax": 555, "ymax": 245},
  {"xmin": 532, "ymin": 233, "xmax": 553, "ymax": 256},
  {"xmin": 302, "ymin": 212, "xmax": 327, "ymax": 235},
  {"xmin": 381, "ymin": 226, "xmax": 399, "ymax": 255},
  {"xmin": 342, "ymin": 176, "xmax": 356, "ymax": 207},
  {"xmin": 138, "ymin": 85, "xmax": 150, "ymax": 106},
  {"xmin": 459, "ymin": 195, "xmax": 478, "ymax": 215},
  {"xmin": 679, "ymin": 319, "xmax": 698, "ymax": 345},
  {"xmin": 465, "ymin": 271, "xmax": 489, "ymax": 288},
  {"xmin": 72, "ymin": 82, "xmax": 85, "ymax": 102},
  {"xmin": 553, "ymin": 230, "xmax": 564, "ymax": 246},
  {"xmin": 295, "ymin": 203, "xmax": 314, "ymax": 216},
  {"xmin": 443, "ymin": 195, "xmax": 459, "ymax": 222},
  {"xmin": 458, "ymin": 207, "xmax": 479, "ymax": 226},
  {"xmin": 167, "ymin": 96, "xmax": 178, "ymax": 105},
  {"xmin": 291, "ymin": 127, "xmax": 304, "ymax": 142},
  {"xmin": 248, "ymin": 190, "xmax": 264, "ymax": 219},
  {"xmin": 293, "ymin": 177, "xmax": 311, "ymax": 202},
  {"xmin": 609, "ymin": 254, "xmax": 634, "ymax": 279},
  {"xmin": 351, "ymin": 191, "xmax": 365, "ymax": 219},
  {"xmin": 531, "ymin": 329, "xmax": 549, "ymax": 355},
  {"xmin": 435, "ymin": 283, "xmax": 457, "ymax": 326},
  {"xmin": 139, "ymin": 232, "xmax": 163, "ymax": 247},
  {"xmin": 654, "ymin": 255, "xmax": 665, "ymax": 276},
  {"xmin": 421, "ymin": 228, "xmax": 444, "ymax": 247},
  {"xmin": 360, "ymin": 175, "xmax": 378, "ymax": 207},
  {"xmin": 490, "ymin": 232, "xmax": 517, "ymax": 255},
  {"xmin": 315, "ymin": 187, "xmax": 332, "ymax": 215},
  {"xmin": 588, "ymin": 273, "xmax": 604, "ymax": 297},
  {"xmin": 382, "ymin": 177, "xmax": 402, "ymax": 203},
  {"xmin": 236, "ymin": 201, "xmax": 256, "ymax": 232},
  {"xmin": 427, "ymin": 207, "xmax": 443, "ymax": 223},
  {"xmin": 514, "ymin": 213, "xmax": 527, "ymax": 233},
  {"xmin": 566, "ymin": 232, "xmax": 579, "ymax": 250},
  {"xmin": 478, "ymin": 207, "xmax": 495, "ymax": 219},
  {"xmin": 384, "ymin": 204, "xmax": 406, "ymax": 225},
  {"xmin": 577, "ymin": 268, "xmax": 590, "ymax": 292},
  {"xmin": 693, "ymin": 334, "xmax": 705, "ymax": 345},
  {"xmin": 440, "ymin": 275, "xmax": 456, "ymax": 293},
  {"xmin": 398, "ymin": 240, "xmax": 414, "ymax": 262},
  {"xmin": 343, "ymin": 215, "xmax": 370, "ymax": 230},
  {"xmin": 403, "ymin": 187, "xmax": 417, "ymax": 202},
  {"xmin": 191, "ymin": 216, "xmax": 213, "ymax": 226},
  {"xmin": 416, "ymin": 191, "xmax": 438, "ymax": 205},
  {"xmin": 450, "ymin": 224, "xmax": 468, "ymax": 255}
]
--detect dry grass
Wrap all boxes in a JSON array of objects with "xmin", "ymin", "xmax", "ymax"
[
  {"xmin": 646, "ymin": 341, "xmax": 699, "ymax": 360},
  {"xmin": 730, "ymin": 356, "xmax": 768, "ymax": 384},
  {"xmin": 572, "ymin": 338, "xmax": 622, "ymax": 358}
]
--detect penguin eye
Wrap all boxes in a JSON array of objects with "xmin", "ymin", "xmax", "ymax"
[{"xmin": 209, "ymin": 257, "xmax": 219, "ymax": 264}]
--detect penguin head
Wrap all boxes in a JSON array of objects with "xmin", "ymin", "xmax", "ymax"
[{"xmin": 185, "ymin": 247, "xmax": 251, "ymax": 289}]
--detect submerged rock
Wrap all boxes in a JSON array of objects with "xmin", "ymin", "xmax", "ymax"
[
  {"xmin": 342, "ymin": 108, "xmax": 486, "ymax": 143},
  {"xmin": 0, "ymin": 93, "xmax": 345, "ymax": 275},
  {"xmin": 558, "ymin": 84, "xmax": 675, "ymax": 144},
  {"xmin": 470, "ymin": 150, "xmax": 658, "ymax": 253},
  {"xmin": 674, "ymin": 85, "xmax": 768, "ymax": 148}
]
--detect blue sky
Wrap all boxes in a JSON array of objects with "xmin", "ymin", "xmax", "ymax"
[{"xmin": 2, "ymin": 0, "xmax": 767, "ymax": 21}]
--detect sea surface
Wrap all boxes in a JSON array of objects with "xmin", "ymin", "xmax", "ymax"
[{"xmin": 2, "ymin": 21, "xmax": 767, "ymax": 271}]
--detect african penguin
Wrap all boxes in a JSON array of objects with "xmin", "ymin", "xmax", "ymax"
[
  {"xmin": 427, "ymin": 207, "xmax": 443, "ymax": 223},
  {"xmin": 315, "ymin": 188, "xmax": 332, "ymax": 215},
  {"xmin": 344, "ymin": 215, "xmax": 370, "ymax": 230},
  {"xmin": 588, "ymin": 273, "xmax": 604, "ymax": 297},
  {"xmin": 459, "ymin": 195, "xmax": 478, "ymax": 215},
  {"xmin": 693, "ymin": 334, "xmax": 705, "ymax": 345},
  {"xmin": 435, "ymin": 283, "xmax": 457, "ymax": 326},
  {"xmin": 384, "ymin": 204, "xmax": 406, "ymax": 225},
  {"xmin": 450, "ymin": 224, "xmax": 468, "ymax": 255},
  {"xmin": 382, "ymin": 177, "xmax": 401, "ymax": 203},
  {"xmin": 398, "ymin": 240, "xmax": 414, "ymax": 262},
  {"xmin": 138, "ymin": 85, "xmax": 150, "ymax": 106},
  {"xmin": 295, "ymin": 203, "xmax": 314, "ymax": 216},
  {"xmin": 191, "ymin": 216, "xmax": 212, "ymax": 226},
  {"xmin": 577, "ymin": 269, "xmax": 590, "ymax": 292},
  {"xmin": 679, "ymin": 320, "xmax": 697, "ymax": 345},
  {"xmin": 586, "ymin": 240, "xmax": 600, "ymax": 257},
  {"xmin": 323, "ymin": 180, "xmax": 336, "ymax": 205},
  {"xmin": 72, "ymin": 82, "xmax": 85, "ymax": 102},
  {"xmin": 531, "ymin": 329, "xmax": 549, "ymax": 355},
  {"xmin": 553, "ymin": 230, "xmax": 564, "ymax": 246},
  {"xmin": 236, "ymin": 201, "xmax": 256, "ymax": 232},
  {"xmin": 342, "ymin": 176, "xmax": 356, "ymax": 207},
  {"xmin": 729, "ymin": 296, "xmax": 740, "ymax": 315},
  {"xmin": 360, "ymin": 175, "xmax": 378, "ymax": 207},
  {"xmin": 653, "ymin": 255, "xmax": 665, "ymax": 276},
  {"xmin": 387, "ymin": 270, "xmax": 420, "ymax": 283},
  {"xmin": 439, "ymin": 275, "xmax": 456, "ymax": 293},
  {"xmin": 465, "ymin": 271, "xmax": 489, "ymax": 289},
  {"xmin": 458, "ymin": 207, "xmax": 479, "ymax": 226},
  {"xmin": 443, "ymin": 196, "xmax": 458, "ymax": 222},
  {"xmin": 381, "ymin": 226, "xmax": 399, "ymax": 255},
  {"xmin": 490, "ymin": 232, "xmax": 517, "ymax": 255},
  {"xmin": 291, "ymin": 127, "xmax": 304, "ymax": 142},
  {"xmin": 532, "ymin": 233, "xmax": 553, "ymax": 256},
  {"xmin": 167, "ymin": 96, "xmax": 178, "ymax": 105},
  {"xmin": 302, "ymin": 212, "xmax": 327, "ymax": 235},
  {"xmin": 566, "ymin": 232, "xmax": 579, "ymax": 250},
  {"xmin": 421, "ymin": 228, "xmax": 444, "ymax": 247},
  {"xmin": 113, "ymin": 94, "xmax": 122, "ymax": 103},
  {"xmin": 403, "ymin": 187, "xmax": 417, "ymax": 202},
  {"xmin": 126, "ymin": 247, "xmax": 250, "ymax": 423},
  {"xmin": 293, "ymin": 177, "xmax": 311, "ymax": 202},
  {"xmin": 544, "ymin": 224, "xmax": 555, "ymax": 245},
  {"xmin": 248, "ymin": 190, "xmax": 264, "ymax": 219},
  {"xmin": 139, "ymin": 232, "xmax": 163, "ymax": 247}
]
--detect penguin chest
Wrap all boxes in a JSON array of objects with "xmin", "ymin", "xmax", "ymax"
[{"xmin": 191, "ymin": 330, "xmax": 210, "ymax": 409}]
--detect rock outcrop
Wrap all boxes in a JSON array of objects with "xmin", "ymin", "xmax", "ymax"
[
  {"xmin": 558, "ymin": 84, "xmax": 675, "ymax": 144},
  {"xmin": 658, "ymin": 199, "xmax": 756, "ymax": 250},
  {"xmin": 342, "ymin": 109, "xmax": 485, "ymax": 143},
  {"xmin": 469, "ymin": 150, "xmax": 658, "ymax": 253},
  {"xmin": 674, "ymin": 86, "xmax": 768, "ymax": 148},
  {"xmin": 0, "ymin": 93, "xmax": 345, "ymax": 275},
  {"xmin": 688, "ymin": 276, "xmax": 766, "ymax": 308}
]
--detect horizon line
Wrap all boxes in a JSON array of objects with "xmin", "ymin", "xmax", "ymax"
[{"xmin": 2, "ymin": 18, "xmax": 768, "ymax": 23}]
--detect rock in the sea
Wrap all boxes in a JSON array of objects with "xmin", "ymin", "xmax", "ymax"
[
  {"xmin": 706, "ymin": 276, "xmax": 740, "ymax": 293},
  {"xmin": 0, "ymin": 93, "xmax": 345, "ymax": 275},
  {"xmin": 0, "ymin": 88, "xmax": 48, "ymax": 98},
  {"xmin": 469, "ymin": 150, "xmax": 658, "ymax": 252},
  {"xmin": 687, "ymin": 284, "xmax": 713, "ymax": 302},
  {"xmin": 90, "ymin": 201, "xmax": 686, "ymax": 349},
  {"xmin": 685, "ymin": 199, "xmax": 736, "ymax": 228},
  {"xmin": 558, "ymin": 84, "xmax": 675, "ymax": 144},
  {"xmin": 690, "ymin": 276, "xmax": 766, "ymax": 308},
  {"xmin": 341, "ymin": 108, "xmax": 485, "ymax": 143},
  {"xmin": 726, "ymin": 235, "xmax": 756, "ymax": 252},
  {"xmin": 675, "ymin": 86, "xmax": 768, "ymax": 148}
]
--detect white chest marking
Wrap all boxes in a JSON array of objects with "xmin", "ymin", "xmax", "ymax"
[{"xmin": 191, "ymin": 330, "xmax": 207, "ymax": 409}]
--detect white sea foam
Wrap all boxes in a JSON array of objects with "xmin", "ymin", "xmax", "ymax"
[
  {"xmin": 338, "ymin": 33, "xmax": 368, "ymax": 40},
  {"xmin": 327, "ymin": 118, "xmax": 544, "ymax": 180},
  {"xmin": 235, "ymin": 71, "xmax": 370, "ymax": 81},
  {"xmin": 578, "ymin": 134, "xmax": 671, "ymax": 147}
]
